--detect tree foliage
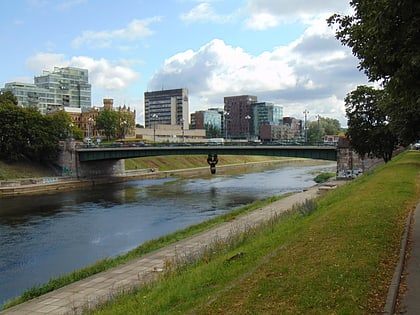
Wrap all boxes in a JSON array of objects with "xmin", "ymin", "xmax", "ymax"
[
  {"xmin": 307, "ymin": 117, "xmax": 341, "ymax": 143},
  {"xmin": 344, "ymin": 86, "xmax": 398, "ymax": 162},
  {"xmin": 96, "ymin": 110, "xmax": 119, "ymax": 140},
  {"xmin": 328, "ymin": 0, "xmax": 420, "ymax": 145},
  {"xmin": 0, "ymin": 92, "xmax": 67, "ymax": 162}
]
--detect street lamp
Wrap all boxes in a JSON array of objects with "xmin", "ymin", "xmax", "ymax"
[
  {"xmin": 180, "ymin": 118, "xmax": 185, "ymax": 143},
  {"xmin": 245, "ymin": 115, "xmax": 251, "ymax": 141},
  {"xmin": 303, "ymin": 110, "xmax": 309, "ymax": 143},
  {"xmin": 121, "ymin": 120, "xmax": 127, "ymax": 139},
  {"xmin": 224, "ymin": 111, "xmax": 230, "ymax": 140},
  {"xmin": 152, "ymin": 114, "xmax": 158, "ymax": 143},
  {"xmin": 68, "ymin": 123, "xmax": 74, "ymax": 140},
  {"xmin": 316, "ymin": 114, "xmax": 321, "ymax": 145},
  {"xmin": 88, "ymin": 117, "xmax": 94, "ymax": 138}
]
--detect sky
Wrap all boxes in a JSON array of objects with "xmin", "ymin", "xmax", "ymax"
[{"xmin": 0, "ymin": 0, "xmax": 370, "ymax": 126}]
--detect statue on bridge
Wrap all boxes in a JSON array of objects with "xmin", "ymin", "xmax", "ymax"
[{"xmin": 207, "ymin": 154, "xmax": 218, "ymax": 174}]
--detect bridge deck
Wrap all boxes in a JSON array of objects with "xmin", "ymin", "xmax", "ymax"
[{"xmin": 76, "ymin": 145, "xmax": 337, "ymax": 162}]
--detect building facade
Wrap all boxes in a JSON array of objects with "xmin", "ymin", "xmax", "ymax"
[
  {"xmin": 191, "ymin": 109, "xmax": 222, "ymax": 137},
  {"xmin": 54, "ymin": 98, "xmax": 136, "ymax": 140},
  {"xmin": 252, "ymin": 102, "xmax": 283, "ymax": 137},
  {"xmin": 1, "ymin": 67, "xmax": 91, "ymax": 114},
  {"xmin": 144, "ymin": 88, "xmax": 189, "ymax": 130},
  {"xmin": 224, "ymin": 95, "xmax": 257, "ymax": 139}
]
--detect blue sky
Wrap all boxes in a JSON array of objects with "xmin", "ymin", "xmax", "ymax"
[{"xmin": 0, "ymin": 0, "xmax": 369, "ymax": 126}]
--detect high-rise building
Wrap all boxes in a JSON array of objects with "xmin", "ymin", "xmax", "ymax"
[
  {"xmin": 190, "ymin": 109, "xmax": 222, "ymax": 137},
  {"xmin": 224, "ymin": 95, "xmax": 257, "ymax": 139},
  {"xmin": 35, "ymin": 67, "xmax": 91, "ymax": 110},
  {"xmin": 252, "ymin": 102, "xmax": 283, "ymax": 137},
  {"xmin": 1, "ymin": 67, "xmax": 91, "ymax": 114},
  {"xmin": 144, "ymin": 88, "xmax": 189, "ymax": 130}
]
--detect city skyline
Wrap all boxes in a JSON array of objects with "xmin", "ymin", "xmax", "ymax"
[{"xmin": 0, "ymin": 1, "xmax": 370, "ymax": 126}]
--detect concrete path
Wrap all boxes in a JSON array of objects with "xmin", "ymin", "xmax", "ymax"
[
  {"xmin": 0, "ymin": 185, "xmax": 326, "ymax": 315},
  {"xmin": 396, "ymin": 201, "xmax": 420, "ymax": 314}
]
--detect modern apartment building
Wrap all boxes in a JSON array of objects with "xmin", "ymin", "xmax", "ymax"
[
  {"xmin": 1, "ymin": 67, "xmax": 91, "ymax": 114},
  {"xmin": 144, "ymin": 88, "xmax": 189, "ymax": 130},
  {"xmin": 190, "ymin": 109, "xmax": 222, "ymax": 137},
  {"xmin": 35, "ymin": 67, "xmax": 91, "ymax": 110},
  {"xmin": 252, "ymin": 102, "xmax": 283, "ymax": 137},
  {"xmin": 224, "ymin": 95, "xmax": 257, "ymax": 139}
]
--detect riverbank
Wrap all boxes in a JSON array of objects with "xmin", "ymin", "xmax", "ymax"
[
  {"xmin": 2, "ymin": 151, "xmax": 419, "ymax": 314},
  {"xmin": 0, "ymin": 157, "xmax": 321, "ymax": 197}
]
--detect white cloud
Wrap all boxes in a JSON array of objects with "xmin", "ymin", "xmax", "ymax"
[
  {"xmin": 244, "ymin": 0, "xmax": 350, "ymax": 30},
  {"xmin": 26, "ymin": 52, "xmax": 140, "ymax": 91},
  {"xmin": 148, "ymin": 38, "xmax": 295, "ymax": 95},
  {"xmin": 72, "ymin": 17, "xmax": 161, "ymax": 49},
  {"xmin": 180, "ymin": 2, "xmax": 236, "ymax": 23},
  {"xmin": 148, "ymin": 14, "xmax": 368, "ymax": 126}
]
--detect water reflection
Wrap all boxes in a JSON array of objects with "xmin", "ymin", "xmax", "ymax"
[{"xmin": 0, "ymin": 162, "xmax": 335, "ymax": 305}]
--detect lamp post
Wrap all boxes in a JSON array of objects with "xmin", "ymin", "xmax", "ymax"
[
  {"xmin": 69, "ymin": 123, "xmax": 74, "ymax": 140},
  {"xmin": 224, "ymin": 111, "xmax": 229, "ymax": 141},
  {"xmin": 303, "ymin": 110, "xmax": 309, "ymax": 143},
  {"xmin": 88, "ymin": 117, "xmax": 94, "ymax": 138},
  {"xmin": 180, "ymin": 118, "xmax": 185, "ymax": 143},
  {"xmin": 245, "ymin": 115, "xmax": 251, "ymax": 141},
  {"xmin": 316, "ymin": 114, "xmax": 321, "ymax": 145},
  {"xmin": 152, "ymin": 114, "xmax": 158, "ymax": 143},
  {"xmin": 121, "ymin": 120, "xmax": 127, "ymax": 139}
]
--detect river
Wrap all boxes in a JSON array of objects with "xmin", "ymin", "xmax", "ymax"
[{"xmin": 0, "ymin": 161, "xmax": 335, "ymax": 306}]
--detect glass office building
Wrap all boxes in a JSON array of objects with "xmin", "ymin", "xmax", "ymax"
[{"xmin": 1, "ymin": 67, "xmax": 91, "ymax": 114}]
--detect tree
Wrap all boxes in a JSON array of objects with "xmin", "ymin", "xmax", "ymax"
[
  {"xmin": 49, "ymin": 110, "xmax": 73, "ymax": 140},
  {"xmin": 96, "ymin": 110, "xmax": 119, "ymax": 140},
  {"xmin": 0, "ymin": 92, "xmax": 62, "ymax": 162},
  {"xmin": 328, "ymin": 0, "xmax": 420, "ymax": 144},
  {"xmin": 0, "ymin": 91, "xmax": 18, "ymax": 105},
  {"xmin": 307, "ymin": 117, "xmax": 341, "ymax": 143},
  {"xmin": 0, "ymin": 99, "xmax": 27, "ymax": 161},
  {"xmin": 344, "ymin": 86, "xmax": 398, "ymax": 162},
  {"xmin": 117, "ymin": 111, "xmax": 134, "ymax": 139}
]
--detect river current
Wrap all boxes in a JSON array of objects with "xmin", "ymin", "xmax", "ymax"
[{"xmin": 0, "ymin": 161, "xmax": 335, "ymax": 306}]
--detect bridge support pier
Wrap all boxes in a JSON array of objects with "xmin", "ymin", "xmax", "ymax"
[
  {"xmin": 207, "ymin": 154, "xmax": 218, "ymax": 174},
  {"xmin": 76, "ymin": 159, "xmax": 125, "ymax": 178}
]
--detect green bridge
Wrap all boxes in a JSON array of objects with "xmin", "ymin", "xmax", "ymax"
[
  {"xmin": 77, "ymin": 145, "xmax": 337, "ymax": 162},
  {"xmin": 67, "ymin": 144, "xmax": 337, "ymax": 177}
]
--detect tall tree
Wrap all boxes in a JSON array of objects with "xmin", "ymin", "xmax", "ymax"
[
  {"xmin": 328, "ymin": 0, "xmax": 420, "ymax": 144},
  {"xmin": 344, "ymin": 86, "xmax": 397, "ymax": 162},
  {"xmin": 307, "ymin": 117, "xmax": 341, "ymax": 143},
  {"xmin": 96, "ymin": 110, "xmax": 119, "ymax": 140}
]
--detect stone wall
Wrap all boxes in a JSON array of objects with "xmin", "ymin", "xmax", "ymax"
[{"xmin": 336, "ymin": 137, "xmax": 381, "ymax": 178}]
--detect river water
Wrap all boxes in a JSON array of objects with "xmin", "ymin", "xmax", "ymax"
[{"xmin": 0, "ymin": 161, "xmax": 335, "ymax": 306}]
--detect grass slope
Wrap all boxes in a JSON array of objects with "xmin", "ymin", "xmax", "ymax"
[{"xmin": 89, "ymin": 151, "xmax": 420, "ymax": 314}]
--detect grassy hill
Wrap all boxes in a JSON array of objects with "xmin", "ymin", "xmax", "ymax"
[
  {"xmin": 87, "ymin": 150, "xmax": 420, "ymax": 314},
  {"xmin": 0, "ymin": 155, "xmax": 287, "ymax": 180},
  {"xmin": 0, "ymin": 160, "xmax": 55, "ymax": 180}
]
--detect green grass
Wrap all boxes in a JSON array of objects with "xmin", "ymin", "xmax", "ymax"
[
  {"xmin": 87, "ymin": 150, "xmax": 420, "ymax": 314},
  {"xmin": 124, "ymin": 155, "xmax": 287, "ymax": 171},
  {"xmin": 0, "ymin": 160, "xmax": 55, "ymax": 180},
  {"xmin": 313, "ymin": 172, "xmax": 336, "ymax": 183}
]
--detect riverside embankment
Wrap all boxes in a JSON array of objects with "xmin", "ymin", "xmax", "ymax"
[
  {"xmin": 1, "ymin": 159, "xmax": 336, "ymax": 308},
  {"xmin": 2, "ymin": 151, "xmax": 420, "ymax": 313},
  {"xmin": 0, "ymin": 157, "xmax": 316, "ymax": 197}
]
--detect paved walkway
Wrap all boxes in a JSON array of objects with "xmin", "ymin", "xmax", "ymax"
[
  {"xmin": 396, "ymin": 201, "xmax": 420, "ymax": 314},
  {"xmin": 0, "ymin": 184, "xmax": 328, "ymax": 315}
]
